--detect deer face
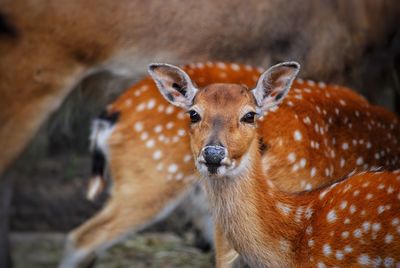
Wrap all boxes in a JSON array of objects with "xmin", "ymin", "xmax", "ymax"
[
  {"xmin": 187, "ymin": 84, "xmax": 259, "ymax": 177},
  {"xmin": 149, "ymin": 62, "xmax": 300, "ymax": 178}
]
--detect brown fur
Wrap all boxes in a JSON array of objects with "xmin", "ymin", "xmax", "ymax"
[
  {"xmin": 182, "ymin": 78, "xmax": 400, "ymax": 267},
  {"xmin": 1, "ymin": 0, "xmax": 400, "ymax": 174},
  {"xmin": 60, "ymin": 62, "xmax": 400, "ymax": 267}
]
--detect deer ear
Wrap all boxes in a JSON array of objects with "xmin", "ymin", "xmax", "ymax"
[
  {"xmin": 148, "ymin": 63, "xmax": 198, "ymax": 109},
  {"xmin": 251, "ymin": 62, "xmax": 300, "ymax": 113}
]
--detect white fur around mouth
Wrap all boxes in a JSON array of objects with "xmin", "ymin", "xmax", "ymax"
[
  {"xmin": 196, "ymin": 160, "xmax": 237, "ymax": 178},
  {"xmin": 196, "ymin": 151, "xmax": 251, "ymax": 179}
]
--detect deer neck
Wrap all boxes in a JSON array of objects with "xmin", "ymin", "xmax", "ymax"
[{"xmin": 202, "ymin": 138, "xmax": 312, "ymax": 267}]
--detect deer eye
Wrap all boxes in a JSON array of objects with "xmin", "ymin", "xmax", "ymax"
[
  {"xmin": 241, "ymin": 112, "xmax": 257, "ymax": 124},
  {"xmin": 188, "ymin": 110, "xmax": 201, "ymax": 123}
]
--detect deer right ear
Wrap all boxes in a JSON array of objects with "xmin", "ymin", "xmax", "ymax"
[
  {"xmin": 252, "ymin": 62, "xmax": 300, "ymax": 114},
  {"xmin": 148, "ymin": 63, "xmax": 198, "ymax": 109}
]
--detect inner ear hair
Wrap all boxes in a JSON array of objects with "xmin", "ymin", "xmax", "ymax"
[
  {"xmin": 172, "ymin": 82, "xmax": 187, "ymax": 96},
  {"xmin": 148, "ymin": 63, "xmax": 198, "ymax": 109}
]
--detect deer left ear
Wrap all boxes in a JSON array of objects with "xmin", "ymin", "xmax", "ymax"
[
  {"xmin": 251, "ymin": 61, "xmax": 300, "ymax": 113},
  {"xmin": 148, "ymin": 63, "xmax": 198, "ymax": 109}
]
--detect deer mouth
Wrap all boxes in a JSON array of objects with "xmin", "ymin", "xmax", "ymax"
[
  {"xmin": 204, "ymin": 162, "xmax": 223, "ymax": 174},
  {"xmin": 197, "ymin": 157, "xmax": 234, "ymax": 177}
]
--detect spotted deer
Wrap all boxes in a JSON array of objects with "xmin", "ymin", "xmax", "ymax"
[
  {"xmin": 150, "ymin": 62, "xmax": 400, "ymax": 267},
  {"xmin": 60, "ymin": 62, "xmax": 400, "ymax": 267}
]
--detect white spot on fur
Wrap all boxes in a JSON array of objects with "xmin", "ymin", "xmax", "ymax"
[
  {"xmin": 168, "ymin": 164, "xmax": 178, "ymax": 174},
  {"xmin": 310, "ymin": 167, "xmax": 316, "ymax": 178},
  {"xmin": 384, "ymin": 257, "xmax": 394, "ymax": 267},
  {"xmin": 183, "ymin": 154, "xmax": 192, "ymax": 163},
  {"xmin": 327, "ymin": 210, "xmax": 337, "ymax": 222},
  {"xmin": 287, "ymin": 152, "xmax": 296, "ymax": 163},
  {"xmin": 146, "ymin": 139, "xmax": 155, "ymax": 148},
  {"xmin": 303, "ymin": 116, "xmax": 311, "ymax": 125},
  {"xmin": 295, "ymin": 207, "xmax": 305, "ymax": 222},
  {"xmin": 341, "ymin": 231, "xmax": 349, "ymax": 239},
  {"xmin": 349, "ymin": 205, "xmax": 357, "ymax": 214},
  {"xmin": 344, "ymin": 245, "xmax": 353, "ymax": 253},
  {"xmin": 358, "ymin": 254, "xmax": 370, "ymax": 265},
  {"xmin": 134, "ymin": 122, "xmax": 144, "ymax": 132},
  {"xmin": 175, "ymin": 172, "xmax": 184, "ymax": 180},
  {"xmin": 125, "ymin": 98, "xmax": 132, "ymax": 107},
  {"xmin": 152, "ymin": 150, "xmax": 162, "ymax": 160},
  {"xmin": 299, "ymin": 158, "xmax": 306, "ymax": 168},
  {"xmin": 377, "ymin": 205, "xmax": 385, "ymax": 214},
  {"xmin": 230, "ymin": 63, "xmax": 240, "ymax": 71},
  {"xmin": 279, "ymin": 240, "xmax": 290, "ymax": 252},
  {"xmin": 340, "ymin": 158, "xmax": 346, "ymax": 168},
  {"xmin": 353, "ymin": 229, "xmax": 362, "ymax": 238},
  {"xmin": 372, "ymin": 223, "xmax": 381, "ymax": 232},
  {"xmin": 165, "ymin": 105, "xmax": 174, "ymax": 114},
  {"xmin": 294, "ymin": 130, "xmax": 302, "ymax": 141},
  {"xmin": 336, "ymin": 250, "xmax": 344, "ymax": 260},
  {"xmin": 385, "ymin": 234, "xmax": 393, "ymax": 244},
  {"xmin": 323, "ymin": 244, "xmax": 332, "ymax": 256},
  {"xmin": 305, "ymin": 207, "xmax": 313, "ymax": 219},
  {"xmin": 276, "ymin": 202, "xmax": 292, "ymax": 215},
  {"xmin": 154, "ymin": 125, "xmax": 163, "ymax": 133},
  {"xmin": 340, "ymin": 201, "xmax": 348, "ymax": 210},
  {"xmin": 136, "ymin": 102, "xmax": 146, "ymax": 112},
  {"xmin": 147, "ymin": 99, "xmax": 156, "ymax": 109},
  {"xmin": 217, "ymin": 62, "xmax": 227, "ymax": 69},
  {"xmin": 166, "ymin": 122, "xmax": 174, "ymax": 129},
  {"xmin": 140, "ymin": 132, "xmax": 149, "ymax": 141},
  {"xmin": 305, "ymin": 183, "xmax": 312, "ymax": 190},
  {"xmin": 362, "ymin": 222, "xmax": 370, "ymax": 232},
  {"xmin": 177, "ymin": 129, "xmax": 186, "ymax": 137}
]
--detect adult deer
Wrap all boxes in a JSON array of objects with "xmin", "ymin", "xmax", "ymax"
[
  {"xmin": 60, "ymin": 62, "xmax": 400, "ymax": 267},
  {"xmin": 150, "ymin": 62, "xmax": 400, "ymax": 267}
]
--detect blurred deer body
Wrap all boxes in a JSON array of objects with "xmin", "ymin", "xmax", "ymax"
[
  {"xmin": 60, "ymin": 62, "xmax": 400, "ymax": 267},
  {"xmin": 149, "ymin": 62, "xmax": 400, "ymax": 267},
  {"xmin": 1, "ymin": 0, "xmax": 400, "ymax": 175}
]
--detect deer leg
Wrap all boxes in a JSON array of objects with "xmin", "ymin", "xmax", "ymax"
[
  {"xmin": 0, "ymin": 39, "xmax": 86, "ymax": 175},
  {"xmin": 0, "ymin": 173, "xmax": 13, "ymax": 268},
  {"xmin": 214, "ymin": 223, "xmax": 240, "ymax": 268},
  {"xmin": 59, "ymin": 185, "xmax": 190, "ymax": 268}
]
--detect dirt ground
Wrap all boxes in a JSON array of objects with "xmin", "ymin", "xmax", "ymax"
[{"xmin": 11, "ymin": 232, "xmax": 213, "ymax": 268}]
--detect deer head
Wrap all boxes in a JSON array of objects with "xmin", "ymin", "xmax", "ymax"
[{"xmin": 149, "ymin": 62, "xmax": 300, "ymax": 178}]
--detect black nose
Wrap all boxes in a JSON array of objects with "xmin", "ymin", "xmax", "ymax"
[{"xmin": 203, "ymin": 146, "xmax": 226, "ymax": 165}]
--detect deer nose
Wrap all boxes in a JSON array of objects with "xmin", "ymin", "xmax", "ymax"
[{"xmin": 202, "ymin": 145, "xmax": 226, "ymax": 165}]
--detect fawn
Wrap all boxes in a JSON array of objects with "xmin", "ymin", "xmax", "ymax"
[
  {"xmin": 149, "ymin": 62, "xmax": 400, "ymax": 267},
  {"xmin": 60, "ymin": 62, "xmax": 400, "ymax": 267}
]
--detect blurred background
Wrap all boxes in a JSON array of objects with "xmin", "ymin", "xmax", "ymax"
[{"xmin": 1, "ymin": 0, "xmax": 400, "ymax": 267}]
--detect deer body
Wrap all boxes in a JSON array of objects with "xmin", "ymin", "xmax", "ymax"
[
  {"xmin": 61, "ymin": 62, "xmax": 400, "ymax": 267},
  {"xmin": 204, "ymin": 131, "xmax": 400, "ymax": 267},
  {"xmin": 150, "ymin": 62, "xmax": 400, "ymax": 267},
  {"xmin": 205, "ymin": 138, "xmax": 400, "ymax": 267}
]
